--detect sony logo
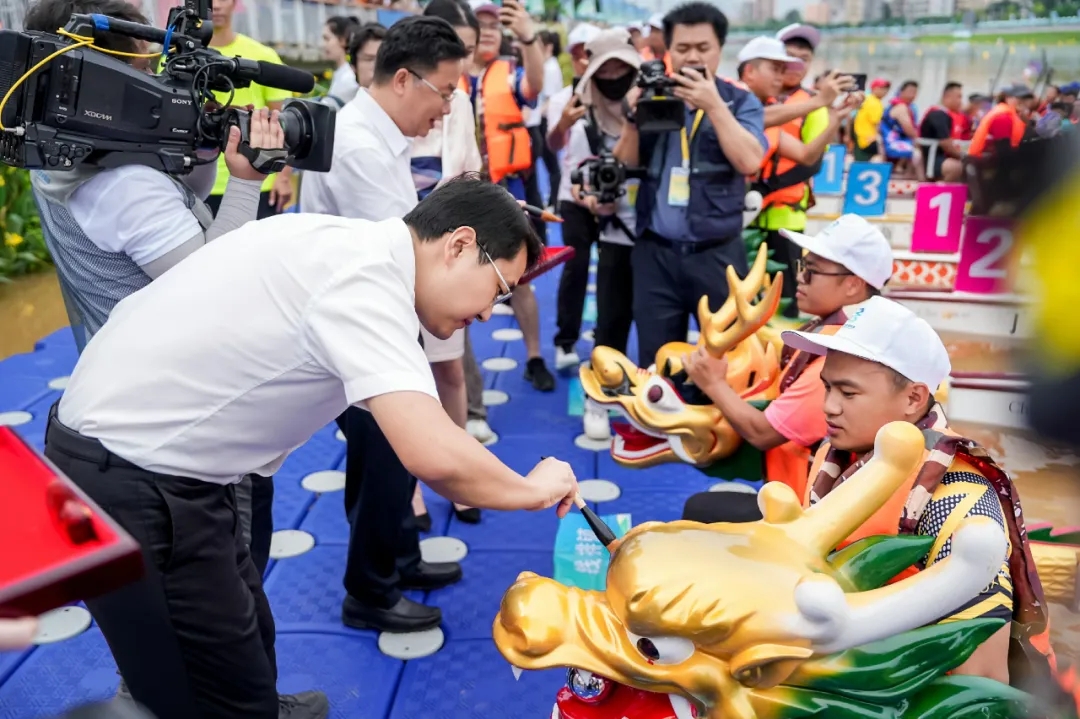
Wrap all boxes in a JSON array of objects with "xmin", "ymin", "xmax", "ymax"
[
  {"xmin": 171, "ymin": 97, "xmax": 192, "ymax": 105},
  {"xmin": 83, "ymin": 109, "xmax": 112, "ymax": 121}
]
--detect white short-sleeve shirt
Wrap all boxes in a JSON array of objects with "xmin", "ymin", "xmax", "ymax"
[{"xmin": 57, "ymin": 213, "xmax": 438, "ymax": 485}]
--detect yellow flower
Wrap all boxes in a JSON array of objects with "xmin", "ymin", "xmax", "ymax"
[
  {"xmin": 323, "ymin": 69, "xmax": 333, "ymax": 80},
  {"xmin": 0, "ymin": 174, "xmax": 6, "ymax": 186},
  {"xmin": 4, "ymin": 232, "xmax": 23, "ymax": 247}
]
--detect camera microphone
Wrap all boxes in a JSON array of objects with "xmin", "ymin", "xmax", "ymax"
[{"xmin": 220, "ymin": 58, "xmax": 315, "ymax": 94}]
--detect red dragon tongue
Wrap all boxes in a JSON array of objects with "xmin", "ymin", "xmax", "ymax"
[{"xmin": 610, "ymin": 422, "xmax": 662, "ymax": 453}]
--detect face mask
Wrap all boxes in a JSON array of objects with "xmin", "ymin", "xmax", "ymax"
[{"xmin": 593, "ymin": 73, "xmax": 636, "ymax": 101}]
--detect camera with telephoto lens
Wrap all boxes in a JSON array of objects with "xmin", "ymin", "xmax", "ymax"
[
  {"xmin": 0, "ymin": 0, "xmax": 335, "ymax": 175},
  {"xmin": 634, "ymin": 59, "xmax": 685, "ymax": 134}
]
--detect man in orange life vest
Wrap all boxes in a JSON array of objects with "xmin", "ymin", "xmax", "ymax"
[
  {"xmin": 680, "ymin": 214, "xmax": 893, "ymax": 496},
  {"xmin": 755, "ymin": 24, "xmax": 859, "ymax": 318},
  {"xmin": 969, "ymin": 83, "xmax": 1034, "ymax": 158},
  {"xmin": 918, "ymin": 81, "xmax": 969, "ymax": 182},
  {"xmin": 737, "ymin": 37, "xmax": 855, "ymax": 218},
  {"xmin": 686, "ymin": 296, "xmax": 1048, "ymax": 684},
  {"xmin": 466, "ymin": 0, "xmax": 555, "ymax": 391}
]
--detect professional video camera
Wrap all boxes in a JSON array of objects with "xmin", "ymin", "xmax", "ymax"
[
  {"xmin": 0, "ymin": 0, "xmax": 334, "ymax": 175},
  {"xmin": 570, "ymin": 151, "xmax": 644, "ymax": 205},
  {"xmin": 634, "ymin": 59, "xmax": 685, "ymax": 134}
]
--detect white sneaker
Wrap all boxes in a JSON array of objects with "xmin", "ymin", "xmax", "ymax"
[
  {"xmin": 583, "ymin": 401, "xmax": 611, "ymax": 441},
  {"xmin": 466, "ymin": 419, "xmax": 495, "ymax": 444},
  {"xmin": 556, "ymin": 347, "xmax": 581, "ymax": 371}
]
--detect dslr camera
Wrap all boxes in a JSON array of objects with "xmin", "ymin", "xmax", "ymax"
[
  {"xmin": 634, "ymin": 59, "xmax": 685, "ymax": 134},
  {"xmin": 0, "ymin": 0, "xmax": 335, "ymax": 175},
  {"xmin": 570, "ymin": 150, "xmax": 644, "ymax": 205}
]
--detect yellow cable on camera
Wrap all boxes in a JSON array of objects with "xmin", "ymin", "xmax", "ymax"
[{"xmin": 0, "ymin": 27, "xmax": 161, "ymax": 131}]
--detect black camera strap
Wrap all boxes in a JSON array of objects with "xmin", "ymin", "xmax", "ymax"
[
  {"xmin": 238, "ymin": 145, "xmax": 290, "ymax": 175},
  {"xmin": 582, "ymin": 108, "xmax": 637, "ymax": 244}
]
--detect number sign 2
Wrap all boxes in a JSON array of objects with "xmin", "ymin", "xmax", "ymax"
[
  {"xmin": 955, "ymin": 216, "xmax": 1015, "ymax": 294},
  {"xmin": 813, "ymin": 144, "xmax": 846, "ymax": 195},
  {"xmin": 911, "ymin": 183, "xmax": 967, "ymax": 254},
  {"xmin": 842, "ymin": 162, "xmax": 892, "ymax": 216}
]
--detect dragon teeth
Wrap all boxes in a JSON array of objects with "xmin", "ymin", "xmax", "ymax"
[
  {"xmin": 669, "ymin": 695, "xmax": 695, "ymax": 719},
  {"xmin": 511, "ymin": 665, "xmax": 523, "ymax": 681}
]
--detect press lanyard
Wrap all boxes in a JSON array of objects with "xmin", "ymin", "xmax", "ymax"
[{"xmin": 679, "ymin": 110, "xmax": 705, "ymax": 169}]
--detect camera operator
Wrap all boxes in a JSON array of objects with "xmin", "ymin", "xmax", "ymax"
[
  {"xmin": 612, "ymin": 2, "xmax": 767, "ymax": 368},
  {"xmin": 556, "ymin": 28, "xmax": 640, "ymax": 441},
  {"xmin": 44, "ymin": 176, "xmax": 578, "ymax": 719},
  {"xmin": 26, "ymin": 0, "xmax": 280, "ymax": 352}
]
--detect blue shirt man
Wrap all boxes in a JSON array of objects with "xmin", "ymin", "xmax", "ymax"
[{"xmin": 612, "ymin": 2, "xmax": 767, "ymax": 369}]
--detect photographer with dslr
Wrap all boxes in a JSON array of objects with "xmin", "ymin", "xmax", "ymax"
[
  {"xmin": 556, "ymin": 28, "xmax": 640, "ymax": 440},
  {"xmin": 613, "ymin": 2, "xmax": 766, "ymax": 368}
]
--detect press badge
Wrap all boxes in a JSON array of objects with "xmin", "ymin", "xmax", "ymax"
[{"xmin": 667, "ymin": 166, "xmax": 690, "ymax": 207}]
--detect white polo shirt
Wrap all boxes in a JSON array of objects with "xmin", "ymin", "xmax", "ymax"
[
  {"xmin": 57, "ymin": 213, "xmax": 439, "ymax": 485},
  {"xmin": 299, "ymin": 88, "xmax": 417, "ymax": 219}
]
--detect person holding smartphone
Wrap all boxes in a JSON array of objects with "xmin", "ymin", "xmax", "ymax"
[
  {"xmin": 465, "ymin": 0, "xmax": 556, "ymax": 393},
  {"xmin": 612, "ymin": 2, "xmax": 768, "ymax": 369}
]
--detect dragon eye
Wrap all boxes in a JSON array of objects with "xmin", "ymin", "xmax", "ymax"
[
  {"xmin": 626, "ymin": 631, "xmax": 695, "ymax": 665},
  {"xmin": 642, "ymin": 378, "xmax": 682, "ymax": 413}
]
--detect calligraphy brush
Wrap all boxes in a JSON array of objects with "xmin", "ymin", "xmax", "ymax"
[
  {"xmin": 542, "ymin": 456, "xmax": 618, "ymax": 550},
  {"xmin": 522, "ymin": 204, "xmax": 564, "ymax": 223}
]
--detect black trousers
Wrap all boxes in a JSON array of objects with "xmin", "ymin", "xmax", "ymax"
[
  {"xmin": 249, "ymin": 477, "xmax": 274, "ymax": 578},
  {"xmin": 538, "ymin": 117, "xmax": 561, "ymax": 205},
  {"xmin": 206, "ymin": 190, "xmax": 279, "ymax": 220},
  {"xmin": 631, "ymin": 232, "xmax": 749, "ymax": 368},
  {"xmin": 763, "ymin": 229, "xmax": 802, "ymax": 319},
  {"xmin": 335, "ymin": 406, "xmax": 421, "ymax": 608},
  {"xmin": 594, "ymin": 242, "xmax": 634, "ymax": 355},
  {"xmin": 524, "ymin": 126, "xmax": 548, "ymax": 242},
  {"xmin": 44, "ymin": 408, "xmax": 278, "ymax": 719},
  {"xmin": 554, "ymin": 201, "xmax": 598, "ymax": 352}
]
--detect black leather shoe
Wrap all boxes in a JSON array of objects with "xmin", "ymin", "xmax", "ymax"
[
  {"xmin": 454, "ymin": 507, "xmax": 481, "ymax": 524},
  {"xmin": 400, "ymin": 560, "xmax": 463, "ymax": 590},
  {"xmin": 278, "ymin": 691, "xmax": 329, "ymax": 719},
  {"xmin": 524, "ymin": 357, "xmax": 556, "ymax": 392},
  {"xmin": 342, "ymin": 594, "xmax": 441, "ymax": 633}
]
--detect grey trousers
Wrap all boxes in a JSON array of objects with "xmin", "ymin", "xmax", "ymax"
[{"xmin": 463, "ymin": 327, "xmax": 487, "ymax": 422}]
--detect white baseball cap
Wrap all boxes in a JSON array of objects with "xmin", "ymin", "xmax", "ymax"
[
  {"xmin": 642, "ymin": 12, "xmax": 664, "ymax": 36},
  {"xmin": 779, "ymin": 214, "xmax": 894, "ymax": 290},
  {"xmin": 737, "ymin": 36, "xmax": 805, "ymax": 70},
  {"xmin": 568, "ymin": 23, "xmax": 602, "ymax": 50},
  {"xmin": 781, "ymin": 295, "xmax": 951, "ymax": 390}
]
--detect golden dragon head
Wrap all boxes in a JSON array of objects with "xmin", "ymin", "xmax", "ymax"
[
  {"xmin": 493, "ymin": 422, "xmax": 1023, "ymax": 719},
  {"xmin": 579, "ymin": 247, "xmax": 785, "ymax": 469}
]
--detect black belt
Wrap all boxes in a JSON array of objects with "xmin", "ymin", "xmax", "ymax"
[
  {"xmin": 639, "ymin": 230, "xmax": 732, "ymax": 256},
  {"xmin": 46, "ymin": 402, "xmax": 142, "ymax": 472}
]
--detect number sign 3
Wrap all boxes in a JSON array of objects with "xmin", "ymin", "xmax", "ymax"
[
  {"xmin": 842, "ymin": 162, "xmax": 892, "ymax": 216},
  {"xmin": 955, "ymin": 216, "xmax": 1016, "ymax": 294},
  {"xmin": 911, "ymin": 183, "xmax": 967, "ymax": 254},
  {"xmin": 813, "ymin": 144, "xmax": 846, "ymax": 195}
]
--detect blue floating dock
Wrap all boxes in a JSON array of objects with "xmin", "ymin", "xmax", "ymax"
[{"xmin": 0, "ymin": 215, "xmax": 762, "ymax": 718}]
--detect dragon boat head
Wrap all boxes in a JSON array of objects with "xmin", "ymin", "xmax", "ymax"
[
  {"xmin": 493, "ymin": 422, "xmax": 1030, "ymax": 719},
  {"xmin": 579, "ymin": 247, "xmax": 784, "ymax": 469}
]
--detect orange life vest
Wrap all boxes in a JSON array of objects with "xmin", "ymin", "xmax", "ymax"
[
  {"xmin": 780, "ymin": 87, "xmax": 814, "ymax": 139},
  {"xmin": 757, "ymin": 124, "xmax": 810, "ymax": 211},
  {"xmin": 968, "ymin": 102, "xmax": 1026, "ymax": 157},
  {"xmin": 763, "ymin": 325, "xmax": 842, "ymax": 495},
  {"xmin": 473, "ymin": 59, "xmax": 532, "ymax": 184}
]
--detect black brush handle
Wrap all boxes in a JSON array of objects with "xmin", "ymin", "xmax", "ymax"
[{"xmin": 542, "ymin": 456, "xmax": 618, "ymax": 550}]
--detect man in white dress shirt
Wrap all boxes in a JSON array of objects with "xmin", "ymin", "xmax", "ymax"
[
  {"xmin": 300, "ymin": 15, "xmax": 473, "ymax": 634},
  {"xmin": 46, "ymin": 176, "xmax": 576, "ymax": 719}
]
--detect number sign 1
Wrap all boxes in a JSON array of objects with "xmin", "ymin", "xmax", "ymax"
[
  {"xmin": 911, "ymin": 183, "xmax": 968, "ymax": 254},
  {"xmin": 955, "ymin": 216, "xmax": 1016, "ymax": 294},
  {"xmin": 842, "ymin": 162, "xmax": 892, "ymax": 217},
  {"xmin": 813, "ymin": 144, "xmax": 846, "ymax": 195}
]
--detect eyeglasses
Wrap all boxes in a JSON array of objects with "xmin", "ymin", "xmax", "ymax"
[
  {"xmin": 796, "ymin": 258, "xmax": 853, "ymax": 284},
  {"xmin": 479, "ymin": 242, "xmax": 514, "ymax": 305},
  {"xmin": 407, "ymin": 68, "xmax": 455, "ymax": 104}
]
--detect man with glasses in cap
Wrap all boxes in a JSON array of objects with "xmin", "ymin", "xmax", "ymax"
[{"xmin": 680, "ymin": 214, "xmax": 893, "ymax": 496}]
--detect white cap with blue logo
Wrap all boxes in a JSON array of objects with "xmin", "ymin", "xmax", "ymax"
[{"xmin": 780, "ymin": 295, "xmax": 952, "ymax": 390}]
